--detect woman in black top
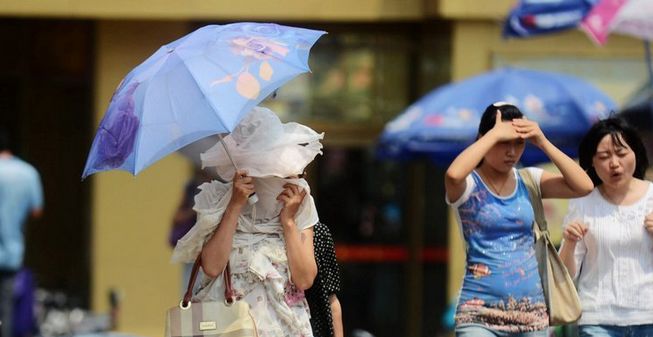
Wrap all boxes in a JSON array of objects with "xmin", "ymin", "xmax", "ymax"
[{"xmin": 306, "ymin": 222, "xmax": 343, "ymax": 337}]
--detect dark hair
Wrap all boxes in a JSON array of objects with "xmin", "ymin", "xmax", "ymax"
[
  {"xmin": 477, "ymin": 103, "xmax": 524, "ymax": 137},
  {"xmin": 578, "ymin": 117, "xmax": 648, "ymax": 186},
  {"xmin": 0, "ymin": 126, "xmax": 10, "ymax": 151},
  {"xmin": 475, "ymin": 103, "xmax": 524, "ymax": 167}
]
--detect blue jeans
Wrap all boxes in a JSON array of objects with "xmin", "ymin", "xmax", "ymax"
[
  {"xmin": 579, "ymin": 324, "xmax": 653, "ymax": 337},
  {"xmin": 456, "ymin": 324, "xmax": 549, "ymax": 337}
]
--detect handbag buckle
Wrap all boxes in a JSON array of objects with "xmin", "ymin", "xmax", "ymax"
[{"xmin": 179, "ymin": 300, "xmax": 191, "ymax": 310}]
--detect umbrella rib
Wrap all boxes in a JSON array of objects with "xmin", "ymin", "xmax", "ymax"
[{"xmin": 176, "ymin": 56, "xmax": 232, "ymax": 132}]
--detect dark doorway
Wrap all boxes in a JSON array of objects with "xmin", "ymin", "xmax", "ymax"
[{"xmin": 0, "ymin": 19, "xmax": 94, "ymax": 306}]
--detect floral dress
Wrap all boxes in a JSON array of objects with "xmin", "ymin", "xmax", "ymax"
[{"xmin": 172, "ymin": 178, "xmax": 319, "ymax": 337}]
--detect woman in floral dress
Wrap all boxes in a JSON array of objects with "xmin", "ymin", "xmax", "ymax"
[{"xmin": 172, "ymin": 106, "xmax": 324, "ymax": 337}]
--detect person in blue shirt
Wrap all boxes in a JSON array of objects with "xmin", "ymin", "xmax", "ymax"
[
  {"xmin": 444, "ymin": 102, "xmax": 592, "ymax": 336},
  {"xmin": 0, "ymin": 127, "xmax": 43, "ymax": 337}
]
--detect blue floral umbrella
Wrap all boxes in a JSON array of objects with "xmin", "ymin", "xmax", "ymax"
[
  {"xmin": 377, "ymin": 67, "xmax": 616, "ymax": 165},
  {"xmin": 82, "ymin": 22, "xmax": 326, "ymax": 179}
]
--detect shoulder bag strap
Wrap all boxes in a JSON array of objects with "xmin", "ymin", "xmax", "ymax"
[
  {"xmin": 181, "ymin": 257, "xmax": 234, "ymax": 307},
  {"xmin": 518, "ymin": 168, "xmax": 548, "ymax": 232},
  {"xmin": 519, "ymin": 168, "xmax": 554, "ymax": 311}
]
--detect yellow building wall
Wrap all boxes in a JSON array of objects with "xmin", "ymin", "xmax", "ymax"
[
  {"xmin": 446, "ymin": 20, "xmax": 648, "ymax": 302},
  {"xmin": 0, "ymin": 0, "xmax": 423, "ymax": 21},
  {"xmin": 434, "ymin": 0, "xmax": 515, "ymax": 19},
  {"xmin": 93, "ymin": 21, "xmax": 193, "ymax": 337}
]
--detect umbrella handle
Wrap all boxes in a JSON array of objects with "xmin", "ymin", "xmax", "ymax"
[{"xmin": 218, "ymin": 134, "xmax": 258, "ymax": 205}]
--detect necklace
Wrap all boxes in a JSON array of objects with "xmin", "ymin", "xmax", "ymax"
[{"xmin": 479, "ymin": 169, "xmax": 511, "ymax": 195}]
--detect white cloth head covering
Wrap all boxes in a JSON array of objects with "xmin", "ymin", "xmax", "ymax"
[
  {"xmin": 171, "ymin": 177, "xmax": 319, "ymax": 263},
  {"xmin": 201, "ymin": 106, "xmax": 324, "ymax": 179}
]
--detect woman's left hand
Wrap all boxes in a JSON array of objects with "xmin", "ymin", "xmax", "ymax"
[
  {"xmin": 645, "ymin": 212, "xmax": 653, "ymax": 234},
  {"xmin": 277, "ymin": 183, "xmax": 307, "ymax": 228},
  {"xmin": 512, "ymin": 117, "xmax": 546, "ymax": 147}
]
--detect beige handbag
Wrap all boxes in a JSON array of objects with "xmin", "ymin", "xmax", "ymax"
[
  {"xmin": 165, "ymin": 258, "xmax": 258, "ymax": 337},
  {"xmin": 519, "ymin": 169, "xmax": 582, "ymax": 325}
]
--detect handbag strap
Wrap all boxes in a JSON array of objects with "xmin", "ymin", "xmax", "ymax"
[
  {"xmin": 181, "ymin": 257, "xmax": 235, "ymax": 307},
  {"xmin": 518, "ymin": 168, "xmax": 548, "ymax": 232},
  {"xmin": 520, "ymin": 168, "xmax": 554, "ymax": 311}
]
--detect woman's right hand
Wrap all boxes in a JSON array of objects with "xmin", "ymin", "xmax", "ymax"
[
  {"xmin": 230, "ymin": 170, "xmax": 254, "ymax": 209},
  {"xmin": 563, "ymin": 222, "xmax": 588, "ymax": 242},
  {"xmin": 487, "ymin": 111, "xmax": 520, "ymax": 142}
]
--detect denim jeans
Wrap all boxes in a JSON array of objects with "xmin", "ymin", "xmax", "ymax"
[
  {"xmin": 456, "ymin": 324, "xmax": 549, "ymax": 337},
  {"xmin": 579, "ymin": 324, "xmax": 653, "ymax": 337}
]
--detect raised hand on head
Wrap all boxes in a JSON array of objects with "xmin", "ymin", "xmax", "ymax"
[
  {"xmin": 512, "ymin": 116, "xmax": 546, "ymax": 146},
  {"xmin": 488, "ymin": 110, "xmax": 520, "ymax": 142}
]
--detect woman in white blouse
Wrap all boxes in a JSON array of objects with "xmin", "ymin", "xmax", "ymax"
[{"xmin": 559, "ymin": 117, "xmax": 653, "ymax": 337}]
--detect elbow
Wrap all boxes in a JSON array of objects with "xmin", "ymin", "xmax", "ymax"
[
  {"xmin": 444, "ymin": 169, "xmax": 465, "ymax": 185},
  {"xmin": 576, "ymin": 175, "xmax": 595, "ymax": 196},
  {"xmin": 294, "ymin": 279, "xmax": 314, "ymax": 291},
  {"xmin": 293, "ymin": 268, "xmax": 317, "ymax": 291},
  {"xmin": 201, "ymin": 262, "xmax": 221, "ymax": 279},
  {"xmin": 200, "ymin": 251, "xmax": 224, "ymax": 279},
  {"xmin": 31, "ymin": 208, "xmax": 43, "ymax": 219},
  {"xmin": 575, "ymin": 183, "xmax": 594, "ymax": 197}
]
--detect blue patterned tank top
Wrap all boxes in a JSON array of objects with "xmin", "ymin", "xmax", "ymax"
[{"xmin": 451, "ymin": 168, "xmax": 548, "ymax": 332}]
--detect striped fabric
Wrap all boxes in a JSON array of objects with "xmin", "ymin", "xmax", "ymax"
[{"xmin": 165, "ymin": 300, "xmax": 257, "ymax": 337}]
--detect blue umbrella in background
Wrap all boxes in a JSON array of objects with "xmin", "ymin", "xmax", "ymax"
[
  {"xmin": 377, "ymin": 67, "xmax": 616, "ymax": 166},
  {"xmin": 504, "ymin": 0, "xmax": 598, "ymax": 38},
  {"xmin": 82, "ymin": 22, "xmax": 326, "ymax": 179}
]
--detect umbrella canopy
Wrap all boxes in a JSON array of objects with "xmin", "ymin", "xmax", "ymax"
[
  {"xmin": 620, "ymin": 82, "xmax": 653, "ymax": 130},
  {"xmin": 82, "ymin": 22, "xmax": 326, "ymax": 179},
  {"xmin": 504, "ymin": 0, "xmax": 598, "ymax": 38},
  {"xmin": 377, "ymin": 67, "xmax": 616, "ymax": 166},
  {"xmin": 177, "ymin": 135, "xmax": 221, "ymax": 167},
  {"xmin": 582, "ymin": 0, "xmax": 653, "ymax": 45}
]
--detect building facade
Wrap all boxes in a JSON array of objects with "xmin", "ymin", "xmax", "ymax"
[{"xmin": 0, "ymin": 1, "xmax": 648, "ymax": 336}]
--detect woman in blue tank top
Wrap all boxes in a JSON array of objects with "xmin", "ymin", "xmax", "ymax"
[{"xmin": 444, "ymin": 102, "xmax": 593, "ymax": 336}]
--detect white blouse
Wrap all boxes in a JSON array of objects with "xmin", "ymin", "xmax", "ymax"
[{"xmin": 560, "ymin": 184, "xmax": 653, "ymax": 325}]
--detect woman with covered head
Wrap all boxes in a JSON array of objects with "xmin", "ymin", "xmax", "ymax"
[
  {"xmin": 172, "ymin": 106, "xmax": 324, "ymax": 337},
  {"xmin": 444, "ymin": 102, "xmax": 593, "ymax": 336},
  {"xmin": 558, "ymin": 117, "xmax": 653, "ymax": 337}
]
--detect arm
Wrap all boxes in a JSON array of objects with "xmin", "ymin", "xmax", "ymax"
[
  {"xmin": 645, "ymin": 212, "xmax": 653, "ymax": 235},
  {"xmin": 172, "ymin": 205, "xmax": 195, "ymax": 227},
  {"xmin": 30, "ymin": 171, "xmax": 44, "ymax": 219},
  {"xmin": 31, "ymin": 208, "xmax": 43, "ymax": 219},
  {"xmin": 330, "ymin": 295, "xmax": 344, "ymax": 337},
  {"xmin": 169, "ymin": 188, "xmax": 196, "ymax": 247},
  {"xmin": 278, "ymin": 184, "xmax": 317, "ymax": 290},
  {"xmin": 445, "ymin": 111, "xmax": 519, "ymax": 202},
  {"xmin": 558, "ymin": 222, "xmax": 588, "ymax": 278},
  {"xmin": 200, "ymin": 170, "xmax": 254, "ymax": 278},
  {"xmin": 512, "ymin": 118, "xmax": 593, "ymax": 199}
]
